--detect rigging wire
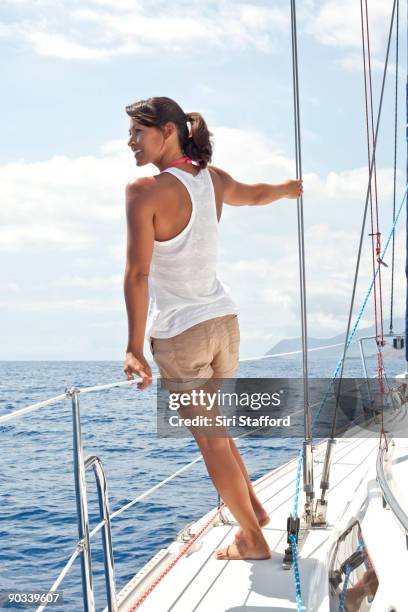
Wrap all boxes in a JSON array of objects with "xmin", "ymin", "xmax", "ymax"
[
  {"xmin": 390, "ymin": 0, "xmax": 400, "ymax": 334},
  {"xmin": 361, "ymin": 0, "xmax": 387, "ymax": 448},
  {"xmin": 360, "ymin": 0, "xmax": 381, "ymax": 346},
  {"xmin": 364, "ymin": 0, "xmax": 386, "ymax": 346},
  {"xmin": 289, "ymin": 1, "xmax": 307, "ymax": 606},
  {"xmin": 290, "ymin": 0, "xmax": 310, "ymax": 444},
  {"xmin": 405, "ymin": 0, "xmax": 408, "ymax": 365},
  {"xmin": 328, "ymin": 0, "xmax": 398, "ymax": 441}
]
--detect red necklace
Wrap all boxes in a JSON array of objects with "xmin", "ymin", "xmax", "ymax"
[{"xmin": 162, "ymin": 155, "xmax": 195, "ymax": 170}]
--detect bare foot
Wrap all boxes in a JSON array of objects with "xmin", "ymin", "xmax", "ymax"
[
  {"xmin": 215, "ymin": 534, "xmax": 271, "ymax": 561},
  {"xmin": 235, "ymin": 507, "xmax": 270, "ymax": 542}
]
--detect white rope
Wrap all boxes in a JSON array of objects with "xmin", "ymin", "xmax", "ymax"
[
  {"xmin": 0, "ymin": 393, "xmax": 67, "ymax": 424},
  {"xmin": 110, "ymin": 454, "xmax": 204, "ymax": 519},
  {"xmin": 240, "ymin": 341, "xmax": 346, "ymax": 362},
  {"xmin": 78, "ymin": 378, "xmax": 144, "ymax": 394},
  {"xmin": 36, "ymin": 546, "xmax": 81, "ymax": 612}
]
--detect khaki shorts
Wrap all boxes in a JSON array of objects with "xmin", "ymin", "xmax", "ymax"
[{"xmin": 149, "ymin": 314, "xmax": 240, "ymax": 392}]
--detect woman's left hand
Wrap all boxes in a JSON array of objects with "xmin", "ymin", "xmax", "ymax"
[{"xmin": 123, "ymin": 351, "xmax": 153, "ymax": 390}]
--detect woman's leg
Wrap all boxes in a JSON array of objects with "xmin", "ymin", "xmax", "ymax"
[
  {"xmin": 209, "ymin": 316, "xmax": 269, "ymax": 527},
  {"xmin": 191, "ymin": 431, "xmax": 271, "ymax": 560},
  {"xmin": 178, "ymin": 380, "xmax": 270, "ymax": 560},
  {"xmin": 227, "ymin": 437, "xmax": 270, "ymax": 526},
  {"xmin": 152, "ymin": 317, "xmax": 270, "ymax": 559}
]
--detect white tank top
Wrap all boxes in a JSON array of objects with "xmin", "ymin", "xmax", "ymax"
[{"xmin": 146, "ymin": 166, "xmax": 239, "ymax": 339}]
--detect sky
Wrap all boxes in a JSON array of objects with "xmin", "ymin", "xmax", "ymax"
[{"xmin": 0, "ymin": 0, "xmax": 406, "ymax": 360}]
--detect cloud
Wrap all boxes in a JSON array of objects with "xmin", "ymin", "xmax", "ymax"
[
  {"xmin": 305, "ymin": 166, "xmax": 401, "ymax": 202},
  {"xmin": 2, "ymin": 0, "xmax": 289, "ymax": 60},
  {"xmin": 305, "ymin": 0, "xmax": 396, "ymax": 53},
  {"xmin": 56, "ymin": 274, "xmax": 122, "ymax": 289},
  {"xmin": 337, "ymin": 53, "xmax": 398, "ymax": 74},
  {"xmin": 304, "ymin": 0, "xmax": 401, "ymax": 75},
  {"xmin": 0, "ymin": 145, "xmax": 135, "ymax": 251},
  {"xmin": 0, "ymin": 297, "xmax": 124, "ymax": 312},
  {"xmin": 27, "ymin": 31, "xmax": 121, "ymax": 60},
  {"xmin": 2, "ymin": 0, "xmax": 398, "ymax": 74},
  {"xmin": 0, "ymin": 223, "xmax": 94, "ymax": 252}
]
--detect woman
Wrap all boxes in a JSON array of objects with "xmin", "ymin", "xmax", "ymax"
[{"xmin": 123, "ymin": 96, "xmax": 302, "ymax": 560}]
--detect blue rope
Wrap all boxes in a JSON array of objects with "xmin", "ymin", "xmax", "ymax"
[
  {"xmin": 356, "ymin": 539, "xmax": 369, "ymax": 569},
  {"xmin": 312, "ymin": 185, "xmax": 408, "ymax": 431},
  {"xmin": 289, "ymin": 448, "xmax": 304, "ymax": 611},
  {"xmin": 293, "ymin": 447, "xmax": 303, "ymax": 518},
  {"xmin": 338, "ymin": 542, "xmax": 365, "ymax": 612},
  {"xmin": 338, "ymin": 564, "xmax": 352, "ymax": 612},
  {"xmin": 289, "ymin": 533, "xmax": 304, "ymax": 611}
]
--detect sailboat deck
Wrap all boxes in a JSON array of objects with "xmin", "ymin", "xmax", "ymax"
[{"xmin": 111, "ymin": 432, "xmax": 408, "ymax": 612}]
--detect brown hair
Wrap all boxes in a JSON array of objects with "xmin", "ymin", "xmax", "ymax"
[{"xmin": 125, "ymin": 96, "xmax": 213, "ymax": 169}]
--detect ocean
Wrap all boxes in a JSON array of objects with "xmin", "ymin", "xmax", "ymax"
[{"xmin": 0, "ymin": 352, "xmax": 405, "ymax": 610}]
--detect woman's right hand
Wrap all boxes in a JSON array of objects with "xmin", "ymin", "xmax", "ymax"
[
  {"xmin": 283, "ymin": 179, "xmax": 303, "ymax": 199},
  {"xmin": 123, "ymin": 351, "xmax": 153, "ymax": 390}
]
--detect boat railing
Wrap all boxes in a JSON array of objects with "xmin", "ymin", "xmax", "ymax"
[
  {"xmin": 358, "ymin": 332, "xmax": 404, "ymax": 409},
  {"xmin": 0, "ymin": 377, "xmax": 207, "ymax": 612},
  {"xmin": 376, "ymin": 441, "xmax": 408, "ymax": 550},
  {"xmin": 4, "ymin": 374, "xmax": 266, "ymax": 611},
  {"xmin": 0, "ymin": 377, "xmax": 213, "ymax": 612}
]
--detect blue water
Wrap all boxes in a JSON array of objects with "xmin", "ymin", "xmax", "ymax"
[{"xmin": 0, "ymin": 353, "xmax": 404, "ymax": 610}]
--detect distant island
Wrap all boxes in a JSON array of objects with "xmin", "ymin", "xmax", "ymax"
[{"xmin": 266, "ymin": 318, "xmax": 405, "ymax": 359}]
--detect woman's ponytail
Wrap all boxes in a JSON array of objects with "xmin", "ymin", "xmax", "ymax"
[
  {"xmin": 125, "ymin": 97, "xmax": 213, "ymax": 169},
  {"xmin": 183, "ymin": 112, "xmax": 213, "ymax": 169}
]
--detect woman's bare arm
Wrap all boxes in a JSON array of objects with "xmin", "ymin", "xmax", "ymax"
[
  {"xmin": 123, "ymin": 178, "xmax": 155, "ymax": 389},
  {"xmin": 210, "ymin": 165, "xmax": 302, "ymax": 206}
]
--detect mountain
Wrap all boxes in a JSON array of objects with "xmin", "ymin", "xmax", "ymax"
[{"xmin": 266, "ymin": 318, "xmax": 405, "ymax": 359}]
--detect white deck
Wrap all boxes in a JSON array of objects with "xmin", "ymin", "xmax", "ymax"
[{"xmin": 110, "ymin": 422, "xmax": 408, "ymax": 612}]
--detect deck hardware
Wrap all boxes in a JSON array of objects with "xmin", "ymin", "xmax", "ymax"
[
  {"xmin": 175, "ymin": 523, "xmax": 196, "ymax": 543},
  {"xmin": 329, "ymin": 569, "xmax": 342, "ymax": 589},
  {"xmin": 313, "ymin": 499, "xmax": 328, "ymax": 526},
  {"xmin": 215, "ymin": 495, "xmax": 235, "ymax": 525},
  {"xmin": 282, "ymin": 514, "xmax": 300, "ymax": 568},
  {"xmin": 382, "ymin": 495, "xmax": 388, "ymax": 508},
  {"xmin": 393, "ymin": 336, "xmax": 404, "ymax": 349},
  {"xmin": 340, "ymin": 549, "xmax": 366, "ymax": 574},
  {"xmin": 314, "ymin": 438, "xmax": 336, "ymax": 526},
  {"xmin": 330, "ymin": 546, "xmax": 366, "ymax": 591}
]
